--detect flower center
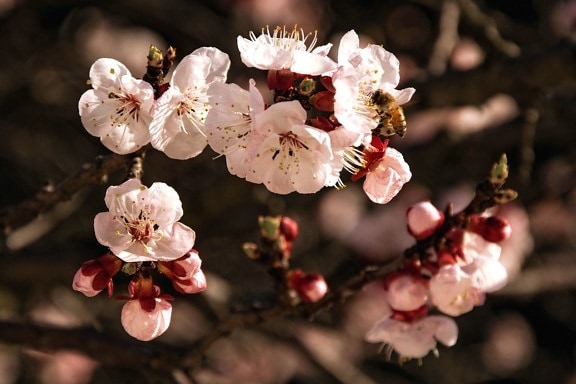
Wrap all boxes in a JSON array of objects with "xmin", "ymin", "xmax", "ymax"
[
  {"xmin": 109, "ymin": 92, "xmax": 143, "ymax": 125},
  {"xmin": 116, "ymin": 209, "xmax": 161, "ymax": 246},
  {"xmin": 274, "ymin": 131, "xmax": 309, "ymax": 159},
  {"xmin": 253, "ymin": 25, "xmax": 318, "ymax": 53}
]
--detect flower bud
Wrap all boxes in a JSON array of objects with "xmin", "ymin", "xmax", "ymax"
[
  {"xmin": 298, "ymin": 78, "xmax": 316, "ymax": 96},
  {"xmin": 320, "ymin": 76, "xmax": 335, "ymax": 93},
  {"xmin": 309, "ymin": 116, "xmax": 336, "ymax": 132},
  {"xmin": 158, "ymin": 250, "xmax": 207, "ymax": 294},
  {"xmin": 406, "ymin": 201, "xmax": 444, "ymax": 240},
  {"xmin": 119, "ymin": 276, "xmax": 174, "ymax": 341},
  {"xmin": 121, "ymin": 298, "xmax": 172, "ymax": 341},
  {"xmin": 309, "ymin": 91, "xmax": 335, "ymax": 112},
  {"xmin": 258, "ymin": 215, "xmax": 281, "ymax": 241},
  {"xmin": 468, "ymin": 214, "xmax": 511, "ymax": 243},
  {"xmin": 267, "ymin": 69, "xmax": 296, "ymax": 90},
  {"xmin": 72, "ymin": 253, "xmax": 122, "ymax": 297},
  {"xmin": 280, "ymin": 216, "xmax": 298, "ymax": 242},
  {"xmin": 287, "ymin": 270, "xmax": 328, "ymax": 303},
  {"xmin": 384, "ymin": 273, "xmax": 428, "ymax": 312}
]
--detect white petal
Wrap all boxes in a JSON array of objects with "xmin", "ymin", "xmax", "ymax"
[
  {"xmin": 146, "ymin": 182, "xmax": 184, "ymax": 226},
  {"xmin": 237, "ymin": 35, "xmax": 293, "ymax": 70},
  {"xmin": 291, "ymin": 50, "xmax": 337, "ymax": 75},
  {"xmin": 151, "ymin": 222, "xmax": 196, "ymax": 261},
  {"xmin": 150, "ymin": 89, "xmax": 208, "ymax": 160},
  {"xmin": 88, "ymin": 58, "xmax": 131, "ymax": 90},
  {"xmin": 464, "ymin": 256, "xmax": 508, "ymax": 292},
  {"xmin": 363, "ymin": 148, "xmax": 411, "ymax": 204},
  {"xmin": 424, "ymin": 315, "xmax": 459, "ymax": 347},
  {"xmin": 172, "ymin": 47, "xmax": 230, "ymax": 89},
  {"xmin": 337, "ymin": 30, "xmax": 360, "ymax": 64}
]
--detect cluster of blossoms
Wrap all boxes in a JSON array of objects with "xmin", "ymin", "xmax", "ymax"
[
  {"xmin": 78, "ymin": 27, "xmax": 414, "ymax": 204},
  {"xmin": 72, "ymin": 179, "xmax": 206, "ymax": 341},
  {"xmin": 365, "ymin": 201, "xmax": 511, "ymax": 361},
  {"xmin": 73, "ymin": 25, "xmax": 515, "ymax": 358}
]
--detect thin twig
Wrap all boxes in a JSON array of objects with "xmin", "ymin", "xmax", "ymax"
[
  {"xmin": 0, "ymin": 146, "xmax": 149, "ymax": 235},
  {"xmin": 428, "ymin": 0, "xmax": 461, "ymax": 75}
]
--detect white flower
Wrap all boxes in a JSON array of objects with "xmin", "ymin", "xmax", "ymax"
[
  {"xmin": 365, "ymin": 315, "xmax": 458, "ymax": 360},
  {"xmin": 79, "ymin": 58, "xmax": 154, "ymax": 154},
  {"xmin": 237, "ymin": 25, "xmax": 336, "ymax": 75},
  {"xmin": 150, "ymin": 47, "xmax": 231, "ymax": 160},
  {"xmin": 429, "ymin": 253, "xmax": 508, "ymax": 316},
  {"xmin": 204, "ymin": 79, "xmax": 265, "ymax": 177},
  {"xmin": 94, "ymin": 178, "xmax": 195, "ymax": 263},
  {"xmin": 332, "ymin": 30, "xmax": 415, "ymax": 135},
  {"xmin": 247, "ymin": 100, "xmax": 334, "ymax": 194}
]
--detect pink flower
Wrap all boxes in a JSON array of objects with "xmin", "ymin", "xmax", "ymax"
[
  {"xmin": 94, "ymin": 178, "xmax": 196, "ymax": 263},
  {"xmin": 384, "ymin": 273, "xmax": 428, "ymax": 312},
  {"xmin": 158, "ymin": 250, "xmax": 207, "ymax": 294},
  {"xmin": 351, "ymin": 136, "xmax": 411, "ymax": 204},
  {"xmin": 406, "ymin": 201, "xmax": 444, "ymax": 239},
  {"xmin": 78, "ymin": 58, "xmax": 154, "ymax": 154},
  {"xmin": 365, "ymin": 315, "xmax": 458, "ymax": 359},
  {"xmin": 119, "ymin": 277, "xmax": 173, "ymax": 341},
  {"xmin": 429, "ymin": 249, "xmax": 508, "ymax": 316},
  {"xmin": 72, "ymin": 253, "xmax": 122, "ymax": 297}
]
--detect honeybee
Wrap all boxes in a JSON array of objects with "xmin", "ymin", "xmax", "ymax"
[{"xmin": 368, "ymin": 90, "xmax": 407, "ymax": 138}]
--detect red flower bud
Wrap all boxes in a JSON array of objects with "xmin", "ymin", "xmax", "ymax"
[
  {"xmin": 309, "ymin": 116, "xmax": 336, "ymax": 132},
  {"xmin": 309, "ymin": 91, "xmax": 335, "ymax": 112},
  {"xmin": 468, "ymin": 215, "xmax": 511, "ymax": 242},
  {"xmin": 280, "ymin": 216, "xmax": 298, "ymax": 242},
  {"xmin": 267, "ymin": 69, "xmax": 296, "ymax": 90},
  {"xmin": 287, "ymin": 269, "xmax": 328, "ymax": 303},
  {"xmin": 320, "ymin": 76, "xmax": 335, "ymax": 92}
]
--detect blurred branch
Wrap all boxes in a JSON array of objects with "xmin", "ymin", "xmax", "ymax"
[
  {"xmin": 455, "ymin": 0, "xmax": 520, "ymax": 57},
  {"xmin": 428, "ymin": 0, "xmax": 461, "ymax": 75},
  {"xmin": 0, "ymin": 319, "xmax": 184, "ymax": 376},
  {"xmin": 408, "ymin": 43, "xmax": 574, "ymax": 108},
  {"xmin": 0, "ymin": 147, "xmax": 149, "ymax": 236}
]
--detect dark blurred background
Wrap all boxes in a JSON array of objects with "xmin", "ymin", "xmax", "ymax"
[{"xmin": 0, "ymin": 0, "xmax": 575, "ymax": 383}]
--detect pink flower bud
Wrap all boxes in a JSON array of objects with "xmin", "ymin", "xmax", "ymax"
[
  {"xmin": 121, "ymin": 298, "xmax": 172, "ymax": 341},
  {"xmin": 72, "ymin": 253, "xmax": 122, "ymax": 297},
  {"xmin": 468, "ymin": 214, "xmax": 512, "ymax": 243},
  {"xmin": 384, "ymin": 273, "xmax": 428, "ymax": 312},
  {"xmin": 288, "ymin": 270, "xmax": 328, "ymax": 303},
  {"xmin": 118, "ymin": 276, "xmax": 174, "ymax": 341},
  {"xmin": 158, "ymin": 250, "xmax": 207, "ymax": 294},
  {"xmin": 406, "ymin": 201, "xmax": 444, "ymax": 240}
]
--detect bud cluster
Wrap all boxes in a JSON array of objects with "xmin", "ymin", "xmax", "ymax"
[
  {"xmin": 243, "ymin": 215, "xmax": 328, "ymax": 306},
  {"xmin": 366, "ymin": 196, "xmax": 513, "ymax": 362}
]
